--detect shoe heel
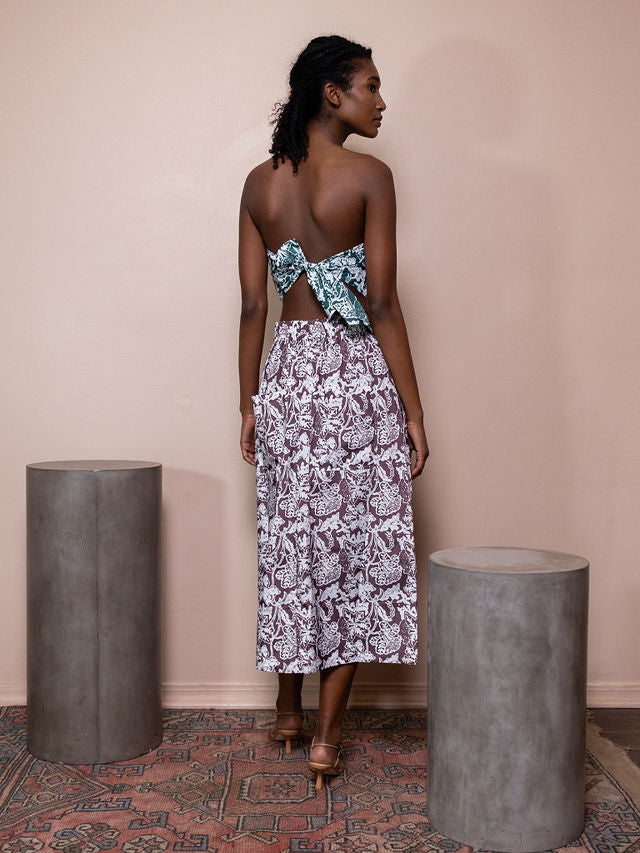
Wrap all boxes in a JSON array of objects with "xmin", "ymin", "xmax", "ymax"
[
  {"xmin": 309, "ymin": 739, "xmax": 343, "ymax": 791},
  {"xmin": 271, "ymin": 715, "xmax": 304, "ymax": 753},
  {"xmin": 277, "ymin": 729, "xmax": 299, "ymax": 753}
]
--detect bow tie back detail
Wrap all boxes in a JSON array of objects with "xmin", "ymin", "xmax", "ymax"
[{"xmin": 267, "ymin": 239, "xmax": 371, "ymax": 329}]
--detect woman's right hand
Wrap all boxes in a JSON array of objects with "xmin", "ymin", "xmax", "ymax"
[
  {"xmin": 407, "ymin": 419, "xmax": 429, "ymax": 478},
  {"xmin": 240, "ymin": 411, "xmax": 257, "ymax": 466}
]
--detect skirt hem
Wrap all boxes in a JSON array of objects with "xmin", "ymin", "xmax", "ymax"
[{"xmin": 256, "ymin": 655, "xmax": 419, "ymax": 675}]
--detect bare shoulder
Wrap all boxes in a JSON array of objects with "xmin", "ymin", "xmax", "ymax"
[
  {"xmin": 339, "ymin": 150, "xmax": 395, "ymax": 194},
  {"xmin": 343, "ymin": 150, "xmax": 393, "ymax": 179},
  {"xmin": 241, "ymin": 158, "xmax": 274, "ymax": 206}
]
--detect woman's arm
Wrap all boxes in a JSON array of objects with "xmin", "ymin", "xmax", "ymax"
[
  {"xmin": 362, "ymin": 158, "xmax": 429, "ymax": 478},
  {"xmin": 238, "ymin": 176, "xmax": 268, "ymax": 465}
]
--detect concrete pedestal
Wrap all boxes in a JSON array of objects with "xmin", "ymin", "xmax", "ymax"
[
  {"xmin": 26, "ymin": 460, "xmax": 162, "ymax": 764},
  {"xmin": 427, "ymin": 547, "xmax": 589, "ymax": 853}
]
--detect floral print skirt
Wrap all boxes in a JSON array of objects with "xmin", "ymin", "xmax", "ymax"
[{"xmin": 252, "ymin": 319, "xmax": 417, "ymax": 673}]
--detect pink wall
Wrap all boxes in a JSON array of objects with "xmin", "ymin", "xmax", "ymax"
[{"xmin": 1, "ymin": 0, "xmax": 638, "ymax": 706}]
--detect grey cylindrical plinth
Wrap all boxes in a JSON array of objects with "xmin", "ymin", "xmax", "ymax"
[
  {"xmin": 427, "ymin": 547, "xmax": 588, "ymax": 853},
  {"xmin": 27, "ymin": 460, "xmax": 162, "ymax": 764}
]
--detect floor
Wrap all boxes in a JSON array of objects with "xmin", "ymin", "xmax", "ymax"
[
  {"xmin": 589, "ymin": 707, "xmax": 640, "ymax": 767},
  {"xmin": 2, "ymin": 705, "xmax": 640, "ymax": 852}
]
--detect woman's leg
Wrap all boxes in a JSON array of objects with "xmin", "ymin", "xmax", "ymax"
[
  {"xmin": 312, "ymin": 663, "xmax": 358, "ymax": 762},
  {"xmin": 275, "ymin": 673, "xmax": 304, "ymax": 732}
]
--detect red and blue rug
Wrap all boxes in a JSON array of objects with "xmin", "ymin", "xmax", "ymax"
[{"xmin": 0, "ymin": 706, "xmax": 639, "ymax": 852}]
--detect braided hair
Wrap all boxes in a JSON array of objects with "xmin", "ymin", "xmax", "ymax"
[{"xmin": 270, "ymin": 35, "xmax": 372, "ymax": 173}]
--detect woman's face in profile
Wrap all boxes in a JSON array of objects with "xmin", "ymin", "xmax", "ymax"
[{"xmin": 336, "ymin": 59, "xmax": 386, "ymax": 138}]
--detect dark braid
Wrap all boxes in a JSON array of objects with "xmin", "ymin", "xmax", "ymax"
[{"xmin": 270, "ymin": 35, "xmax": 372, "ymax": 173}]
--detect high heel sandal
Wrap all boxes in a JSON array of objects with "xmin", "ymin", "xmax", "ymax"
[
  {"xmin": 308, "ymin": 737, "xmax": 344, "ymax": 790},
  {"xmin": 270, "ymin": 711, "xmax": 305, "ymax": 754}
]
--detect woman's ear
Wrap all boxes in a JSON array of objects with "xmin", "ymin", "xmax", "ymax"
[{"xmin": 324, "ymin": 81, "xmax": 341, "ymax": 108}]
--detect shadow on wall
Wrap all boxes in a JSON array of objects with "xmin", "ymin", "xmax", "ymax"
[
  {"xmin": 395, "ymin": 37, "xmax": 570, "ymax": 552},
  {"xmin": 160, "ymin": 466, "xmax": 236, "ymax": 691}
]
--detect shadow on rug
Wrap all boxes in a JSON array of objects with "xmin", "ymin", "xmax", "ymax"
[{"xmin": 0, "ymin": 707, "xmax": 639, "ymax": 852}]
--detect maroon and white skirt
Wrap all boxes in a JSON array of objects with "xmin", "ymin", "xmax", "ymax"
[{"xmin": 252, "ymin": 318, "xmax": 417, "ymax": 673}]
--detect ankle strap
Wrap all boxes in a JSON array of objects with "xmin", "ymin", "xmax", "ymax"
[{"xmin": 311, "ymin": 739, "xmax": 341, "ymax": 751}]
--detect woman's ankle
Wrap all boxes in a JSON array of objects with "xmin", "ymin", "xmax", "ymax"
[
  {"xmin": 313, "ymin": 727, "xmax": 342, "ymax": 746},
  {"xmin": 276, "ymin": 701, "xmax": 303, "ymax": 715}
]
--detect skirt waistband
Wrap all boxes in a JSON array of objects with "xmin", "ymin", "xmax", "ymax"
[{"xmin": 274, "ymin": 317, "xmax": 371, "ymax": 341}]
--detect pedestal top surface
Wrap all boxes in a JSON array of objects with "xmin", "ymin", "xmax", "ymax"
[
  {"xmin": 429, "ymin": 546, "xmax": 588, "ymax": 574},
  {"xmin": 27, "ymin": 460, "xmax": 161, "ymax": 472}
]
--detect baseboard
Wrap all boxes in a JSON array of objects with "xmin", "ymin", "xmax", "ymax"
[
  {"xmin": 0, "ymin": 681, "xmax": 427, "ymax": 709},
  {"xmin": 161, "ymin": 680, "xmax": 428, "ymax": 709},
  {"xmin": 0, "ymin": 683, "xmax": 27, "ymax": 706},
  {"xmin": 2, "ymin": 681, "xmax": 639, "ymax": 709},
  {"xmin": 586, "ymin": 682, "xmax": 640, "ymax": 707}
]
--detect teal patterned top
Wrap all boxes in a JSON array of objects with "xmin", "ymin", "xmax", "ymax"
[{"xmin": 267, "ymin": 238, "xmax": 371, "ymax": 329}]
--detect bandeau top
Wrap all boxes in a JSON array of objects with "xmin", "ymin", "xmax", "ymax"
[{"xmin": 266, "ymin": 238, "xmax": 371, "ymax": 329}]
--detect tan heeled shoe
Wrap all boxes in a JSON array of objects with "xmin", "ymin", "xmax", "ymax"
[
  {"xmin": 270, "ymin": 711, "xmax": 305, "ymax": 754},
  {"xmin": 308, "ymin": 737, "xmax": 344, "ymax": 790}
]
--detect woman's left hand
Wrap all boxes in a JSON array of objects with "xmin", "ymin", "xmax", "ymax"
[{"xmin": 240, "ymin": 412, "xmax": 257, "ymax": 466}]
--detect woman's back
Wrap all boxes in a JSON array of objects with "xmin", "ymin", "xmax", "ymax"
[
  {"xmin": 245, "ymin": 147, "xmax": 372, "ymax": 259},
  {"xmin": 244, "ymin": 147, "xmax": 377, "ymax": 319}
]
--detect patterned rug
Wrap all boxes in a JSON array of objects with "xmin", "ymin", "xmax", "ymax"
[{"xmin": 1, "ymin": 706, "xmax": 639, "ymax": 852}]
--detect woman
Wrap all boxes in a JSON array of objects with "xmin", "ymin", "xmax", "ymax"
[{"xmin": 238, "ymin": 35, "xmax": 428, "ymax": 790}]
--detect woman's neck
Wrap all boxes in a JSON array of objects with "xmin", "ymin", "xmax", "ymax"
[{"xmin": 306, "ymin": 116, "xmax": 349, "ymax": 149}]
